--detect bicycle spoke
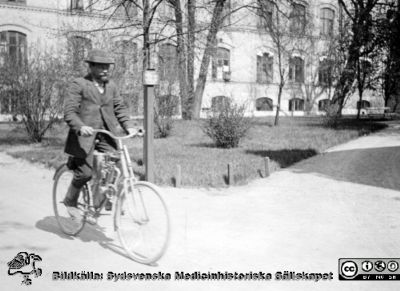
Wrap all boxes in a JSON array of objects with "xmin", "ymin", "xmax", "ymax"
[
  {"xmin": 53, "ymin": 165, "xmax": 86, "ymax": 236},
  {"xmin": 116, "ymin": 181, "xmax": 169, "ymax": 264}
]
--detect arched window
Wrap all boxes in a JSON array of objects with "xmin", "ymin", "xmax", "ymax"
[
  {"xmin": 256, "ymin": 97, "xmax": 273, "ymax": 111},
  {"xmin": 357, "ymin": 100, "xmax": 370, "ymax": 110},
  {"xmin": 68, "ymin": 36, "xmax": 92, "ymax": 73},
  {"xmin": 0, "ymin": 30, "xmax": 27, "ymax": 66},
  {"xmin": 158, "ymin": 43, "xmax": 178, "ymax": 82},
  {"xmin": 211, "ymin": 96, "xmax": 231, "ymax": 111},
  {"xmin": 290, "ymin": 3, "xmax": 306, "ymax": 34},
  {"xmin": 212, "ymin": 47, "xmax": 230, "ymax": 80},
  {"xmin": 320, "ymin": 8, "xmax": 334, "ymax": 36},
  {"xmin": 289, "ymin": 98, "xmax": 304, "ymax": 111},
  {"xmin": 289, "ymin": 56, "xmax": 304, "ymax": 83},
  {"xmin": 318, "ymin": 99, "xmax": 330, "ymax": 111},
  {"xmin": 257, "ymin": 53, "xmax": 273, "ymax": 83}
]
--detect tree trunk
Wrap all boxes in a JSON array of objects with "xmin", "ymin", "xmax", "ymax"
[
  {"xmin": 142, "ymin": 0, "xmax": 150, "ymax": 71},
  {"xmin": 171, "ymin": 0, "xmax": 188, "ymax": 119},
  {"xmin": 356, "ymin": 90, "xmax": 363, "ymax": 119},
  {"xmin": 186, "ymin": 0, "xmax": 196, "ymax": 120},
  {"xmin": 274, "ymin": 82, "xmax": 283, "ymax": 126},
  {"xmin": 192, "ymin": 0, "xmax": 226, "ymax": 119}
]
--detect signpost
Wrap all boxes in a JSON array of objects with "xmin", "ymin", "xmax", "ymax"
[{"xmin": 143, "ymin": 69, "xmax": 158, "ymax": 182}]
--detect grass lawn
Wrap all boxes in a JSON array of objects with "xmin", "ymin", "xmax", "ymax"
[{"xmin": 0, "ymin": 117, "xmax": 387, "ymax": 187}]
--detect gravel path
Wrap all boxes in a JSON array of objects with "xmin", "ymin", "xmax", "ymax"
[{"xmin": 1, "ymin": 124, "xmax": 400, "ymax": 291}]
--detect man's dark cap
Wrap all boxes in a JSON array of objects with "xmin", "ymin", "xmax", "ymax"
[{"xmin": 85, "ymin": 49, "xmax": 114, "ymax": 64}]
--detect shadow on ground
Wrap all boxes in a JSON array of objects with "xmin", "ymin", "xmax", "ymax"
[
  {"xmin": 291, "ymin": 146, "xmax": 400, "ymax": 191},
  {"xmin": 246, "ymin": 149, "xmax": 318, "ymax": 168},
  {"xmin": 35, "ymin": 216, "xmax": 150, "ymax": 264}
]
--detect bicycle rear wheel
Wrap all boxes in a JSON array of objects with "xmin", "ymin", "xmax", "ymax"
[
  {"xmin": 53, "ymin": 164, "xmax": 87, "ymax": 236},
  {"xmin": 115, "ymin": 181, "xmax": 170, "ymax": 264}
]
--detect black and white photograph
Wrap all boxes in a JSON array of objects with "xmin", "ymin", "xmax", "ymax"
[{"xmin": 1, "ymin": 0, "xmax": 400, "ymax": 290}]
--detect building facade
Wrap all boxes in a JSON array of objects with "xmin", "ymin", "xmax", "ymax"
[{"xmin": 0, "ymin": 0, "xmax": 382, "ymax": 118}]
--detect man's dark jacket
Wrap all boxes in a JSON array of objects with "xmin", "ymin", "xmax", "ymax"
[{"xmin": 64, "ymin": 75, "xmax": 134, "ymax": 158}]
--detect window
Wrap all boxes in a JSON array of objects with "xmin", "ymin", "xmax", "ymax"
[
  {"xmin": 211, "ymin": 96, "xmax": 231, "ymax": 111},
  {"xmin": 113, "ymin": 0, "xmax": 138, "ymax": 19},
  {"xmin": 256, "ymin": 97, "xmax": 273, "ymax": 111},
  {"xmin": 68, "ymin": 36, "xmax": 92, "ymax": 73},
  {"xmin": 71, "ymin": 0, "xmax": 84, "ymax": 11},
  {"xmin": 320, "ymin": 8, "xmax": 334, "ymax": 36},
  {"xmin": 113, "ymin": 40, "xmax": 138, "ymax": 73},
  {"xmin": 158, "ymin": 44, "xmax": 178, "ymax": 82},
  {"xmin": 0, "ymin": 31, "xmax": 27, "ymax": 67},
  {"xmin": 257, "ymin": 0, "xmax": 273, "ymax": 28},
  {"xmin": 318, "ymin": 99, "xmax": 330, "ymax": 111},
  {"xmin": 318, "ymin": 58, "xmax": 334, "ymax": 86},
  {"xmin": 289, "ymin": 98, "xmax": 304, "ymax": 111},
  {"xmin": 290, "ymin": 3, "xmax": 306, "ymax": 34},
  {"xmin": 357, "ymin": 100, "xmax": 370, "ymax": 110},
  {"xmin": 257, "ymin": 53, "xmax": 273, "ymax": 83},
  {"xmin": 212, "ymin": 47, "xmax": 230, "ymax": 80},
  {"xmin": 289, "ymin": 56, "xmax": 304, "ymax": 83}
]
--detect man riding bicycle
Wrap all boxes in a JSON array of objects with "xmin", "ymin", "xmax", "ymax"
[{"xmin": 63, "ymin": 49, "xmax": 136, "ymax": 220}]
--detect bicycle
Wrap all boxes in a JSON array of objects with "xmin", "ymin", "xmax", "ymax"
[{"xmin": 52, "ymin": 129, "xmax": 170, "ymax": 264}]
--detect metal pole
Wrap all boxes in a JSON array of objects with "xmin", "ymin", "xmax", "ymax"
[
  {"xmin": 143, "ymin": 83, "xmax": 154, "ymax": 182},
  {"xmin": 142, "ymin": 36, "xmax": 157, "ymax": 183}
]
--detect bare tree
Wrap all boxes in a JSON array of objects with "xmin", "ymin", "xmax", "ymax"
[
  {"xmin": 190, "ymin": 0, "xmax": 228, "ymax": 119},
  {"xmin": 303, "ymin": 35, "xmax": 339, "ymax": 115},
  {"xmin": 255, "ymin": 0, "xmax": 309, "ymax": 126},
  {"xmin": 332, "ymin": 0, "xmax": 388, "ymax": 115},
  {"xmin": 0, "ymin": 47, "xmax": 73, "ymax": 142}
]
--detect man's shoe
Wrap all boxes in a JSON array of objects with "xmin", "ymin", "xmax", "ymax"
[
  {"xmin": 66, "ymin": 206, "xmax": 83, "ymax": 221},
  {"xmin": 86, "ymin": 215, "xmax": 98, "ymax": 225}
]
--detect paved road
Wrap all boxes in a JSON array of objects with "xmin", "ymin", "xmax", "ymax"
[{"xmin": 1, "ymin": 125, "xmax": 400, "ymax": 291}]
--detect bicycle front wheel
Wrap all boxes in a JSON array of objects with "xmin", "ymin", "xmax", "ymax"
[
  {"xmin": 53, "ymin": 164, "xmax": 87, "ymax": 236},
  {"xmin": 115, "ymin": 181, "xmax": 170, "ymax": 264}
]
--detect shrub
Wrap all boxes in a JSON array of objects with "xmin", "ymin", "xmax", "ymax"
[
  {"xmin": 153, "ymin": 94, "xmax": 179, "ymax": 138},
  {"xmin": 202, "ymin": 101, "xmax": 251, "ymax": 148}
]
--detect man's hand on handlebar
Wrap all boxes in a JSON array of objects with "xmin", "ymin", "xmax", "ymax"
[
  {"xmin": 79, "ymin": 126, "xmax": 94, "ymax": 137},
  {"xmin": 78, "ymin": 126, "xmax": 144, "ymax": 138},
  {"xmin": 127, "ymin": 127, "xmax": 144, "ymax": 137}
]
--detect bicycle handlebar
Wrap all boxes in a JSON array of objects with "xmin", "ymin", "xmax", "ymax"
[{"xmin": 92, "ymin": 128, "xmax": 144, "ymax": 140}]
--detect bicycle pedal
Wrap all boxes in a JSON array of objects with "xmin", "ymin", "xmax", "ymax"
[
  {"xmin": 86, "ymin": 215, "xmax": 98, "ymax": 225},
  {"xmin": 105, "ymin": 200, "xmax": 112, "ymax": 211}
]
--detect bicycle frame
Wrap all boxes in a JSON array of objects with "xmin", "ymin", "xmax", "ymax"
[{"xmin": 90, "ymin": 129, "xmax": 149, "ymax": 226}]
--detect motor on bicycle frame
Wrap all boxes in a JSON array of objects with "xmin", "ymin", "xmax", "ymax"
[{"xmin": 93, "ymin": 151, "xmax": 121, "ymax": 201}]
